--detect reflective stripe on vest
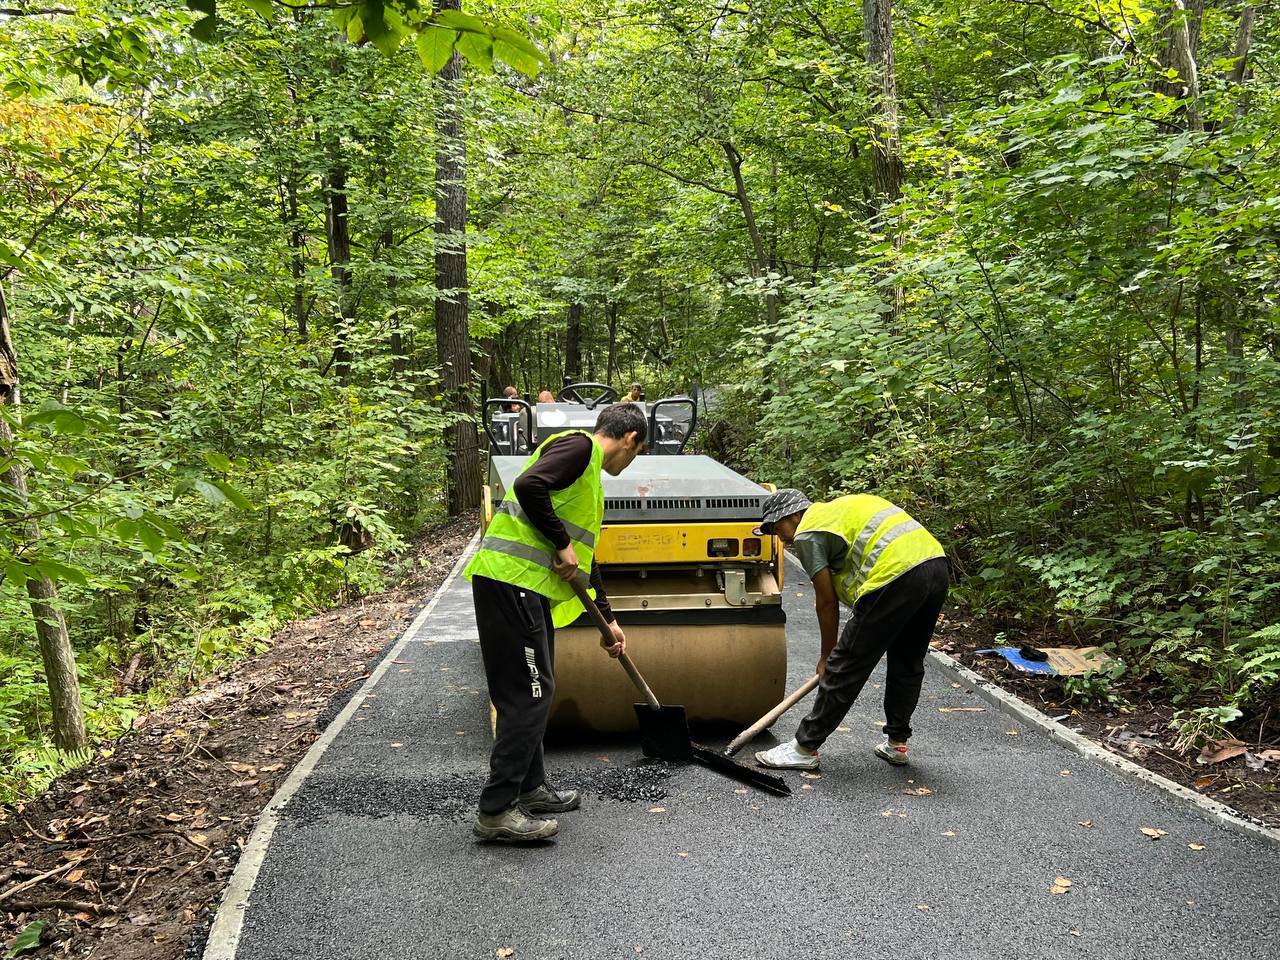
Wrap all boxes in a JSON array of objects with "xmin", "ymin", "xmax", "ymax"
[
  {"xmin": 796, "ymin": 495, "xmax": 944, "ymax": 607},
  {"xmin": 464, "ymin": 430, "xmax": 604, "ymax": 628},
  {"xmin": 492, "ymin": 499, "xmax": 597, "ymax": 549}
]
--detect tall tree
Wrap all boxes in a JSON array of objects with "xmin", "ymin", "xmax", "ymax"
[
  {"xmin": 0, "ymin": 282, "xmax": 86, "ymax": 750},
  {"xmin": 864, "ymin": 0, "xmax": 904, "ymax": 319},
  {"xmin": 434, "ymin": 0, "xmax": 480, "ymax": 513}
]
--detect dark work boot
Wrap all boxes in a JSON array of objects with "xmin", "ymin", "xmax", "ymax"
[
  {"xmin": 518, "ymin": 783, "xmax": 581, "ymax": 815},
  {"xmin": 472, "ymin": 806, "xmax": 559, "ymax": 843}
]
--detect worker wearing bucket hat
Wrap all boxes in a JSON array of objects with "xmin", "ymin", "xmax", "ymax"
[{"xmin": 751, "ymin": 489, "xmax": 948, "ymax": 771}]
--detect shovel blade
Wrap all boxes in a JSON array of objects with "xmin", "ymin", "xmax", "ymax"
[
  {"xmin": 691, "ymin": 745, "xmax": 792, "ymax": 796},
  {"xmin": 633, "ymin": 703, "xmax": 693, "ymax": 761}
]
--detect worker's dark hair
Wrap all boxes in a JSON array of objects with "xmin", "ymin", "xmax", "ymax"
[{"xmin": 594, "ymin": 402, "xmax": 647, "ymax": 444}]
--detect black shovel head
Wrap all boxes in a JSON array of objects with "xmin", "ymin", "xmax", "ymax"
[
  {"xmin": 691, "ymin": 745, "xmax": 792, "ymax": 796},
  {"xmin": 633, "ymin": 703, "xmax": 693, "ymax": 761}
]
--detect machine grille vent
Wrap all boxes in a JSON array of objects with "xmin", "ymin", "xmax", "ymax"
[
  {"xmin": 605, "ymin": 498, "xmax": 643, "ymax": 511},
  {"xmin": 604, "ymin": 496, "xmax": 763, "ymax": 512},
  {"xmin": 706, "ymin": 497, "xmax": 762, "ymax": 510}
]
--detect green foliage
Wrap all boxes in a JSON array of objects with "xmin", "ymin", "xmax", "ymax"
[
  {"xmin": 7, "ymin": 920, "xmax": 46, "ymax": 957},
  {"xmin": 1170, "ymin": 705, "xmax": 1244, "ymax": 755},
  {"xmin": 1, "ymin": 3, "xmax": 454, "ymax": 798}
]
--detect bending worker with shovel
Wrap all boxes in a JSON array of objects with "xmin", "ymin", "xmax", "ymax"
[
  {"xmin": 753, "ymin": 489, "xmax": 949, "ymax": 772},
  {"xmin": 464, "ymin": 403, "xmax": 647, "ymax": 843}
]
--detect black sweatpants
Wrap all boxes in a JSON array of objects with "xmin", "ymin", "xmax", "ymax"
[
  {"xmin": 795, "ymin": 557, "xmax": 949, "ymax": 750},
  {"xmin": 473, "ymin": 575, "xmax": 555, "ymax": 815}
]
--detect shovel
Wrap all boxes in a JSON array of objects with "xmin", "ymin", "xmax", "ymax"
[
  {"xmin": 723, "ymin": 674, "xmax": 821, "ymax": 757},
  {"xmin": 568, "ymin": 576, "xmax": 790, "ymax": 797}
]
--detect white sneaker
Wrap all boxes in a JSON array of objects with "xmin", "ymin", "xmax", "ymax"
[
  {"xmin": 755, "ymin": 739, "xmax": 820, "ymax": 770},
  {"xmin": 874, "ymin": 738, "xmax": 910, "ymax": 766}
]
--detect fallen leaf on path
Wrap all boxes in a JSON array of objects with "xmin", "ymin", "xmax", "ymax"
[
  {"xmin": 1257, "ymin": 749, "xmax": 1280, "ymax": 762},
  {"xmin": 941, "ymin": 831, "xmax": 955, "ymax": 837},
  {"xmin": 1188, "ymin": 843, "xmax": 1206, "ymax": 851},
  {"xmin": 164, "ymin": 812, "xmax": 186, "ymax": 822},
  {"xmin": 836, "ymin": 726, "xmax": 851, "ymax": 733},
  {"xmin": 1078, "ymin": 820, "xmax": 1094, "ymax": 828},
  {"xmin": 1050, "ymin": 876, "xmax": 1072, "ymax": 895},
  {"xmin": 904, "ymin": 786, "xmax": 933, "ymax": 796},
  {"xmin": 800, "ymin": 772, "xmax": 822, "ymax": 780},
  {"xmin": 1140, "ymin": 827, "xmax": 1168, "ymax": 840},
  {"xmin": 1006, "ymin": 730, "xmax": 1019, "ymax": 736},
  {"xmin": 677, "ymin": 852, "xmax": 688, "ymax": 858},
  {"xmin": 917, "ymin": 904, "xmax": 930, "ymax": 912},
  {"xmin": 1193, "ymin": 775, "xmax": 1216, "ymax": 790},
  {"xmin": 648, "ymin": 807, "xmax": 666, "ymax": 814},
  {"xmin": 66, "ymin": 868, "xmax": 85, "ymax": 883},
  {"xmin": 802, "ymin": 784, "xmax": 813, "ymax": 790},
  {"xmin": 227, "ymin": 762, "xmax": 256, "ymax": 773},
  {"xmin": 938, "ymin": 706, "xmax": 985, "ymax": 713},
  {"xmin": 1197, "ymin": 739, "xmax": 1248, "ymax": 765},
  {"xmin": 1060, "ymin": 770, "xmax": 1071, "ymax": 777},
  {"xmin": 389, "ymin": 742, "xmax": 404, "ymax": 748},
  {"xmin": 260, "ymin": 763, "xmax": 284, "ymax": 773},
  {"xmin": 496, "ymin": 949, "xmax": 515, "ymax": 958}
]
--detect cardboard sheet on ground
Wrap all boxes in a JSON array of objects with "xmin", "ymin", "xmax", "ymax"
[{"xmin": 977, "ymin": 646, "xmax": 1114, "ymax": 677}]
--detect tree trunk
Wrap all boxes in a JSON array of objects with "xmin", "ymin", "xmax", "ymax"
[
  {"xmin": 1168, "ymin": 0, "xmax": 1204, "ymax": 133},
  {"xmin": 864, "ymin": 0, "xmax": 904, "ymax": 320},
  {"xmin": 0, "ymin": 281, "xmax": 87, "ymax": 751},
  {"xmin": 434, "ymin": 5, "xmax": 480, "ymax": 514},
  {"xmin": 605, "ymin": 301, "xmax": 619, "ymax": 386},
  {"xmin": 565, "ymin": 302, "xmax": 583, "ymax": 383},
  {"xmin": 286, "ymin": 171, "xmax": 309, "ymax": 342},
  {"xmin": 323, "ymin": 159, "xmax": 354, "ymax": 381}
]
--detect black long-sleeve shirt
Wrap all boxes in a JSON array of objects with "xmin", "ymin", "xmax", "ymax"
[{"xmin": 512, "ymin": 433, "xmax": 614, "ymax": 622}]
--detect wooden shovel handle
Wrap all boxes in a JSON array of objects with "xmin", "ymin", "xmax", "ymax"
[
  {"xmin": 724, "ymin": 674, "xmax": 821, "ymax": 756},
  {"xmin": 568, "ymin": 575, "xmax": 662, "ymax": 710}
]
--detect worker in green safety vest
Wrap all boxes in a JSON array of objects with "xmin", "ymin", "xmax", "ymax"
[
  {"xmin": 464, "ymin": 402, "xmax": 647, "ymax": 843},
  {"xmin": 752, "ymin": 488, "xmax": 949, "ymax": 772}
]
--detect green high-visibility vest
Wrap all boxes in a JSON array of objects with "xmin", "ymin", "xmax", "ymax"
[
  {"xmin": 464, "ymin": 430, "xmax": 604, "ymax": 628},
  {"xmin": 797, "ymin": 495, "xmax": 945, "ymax": 607}
]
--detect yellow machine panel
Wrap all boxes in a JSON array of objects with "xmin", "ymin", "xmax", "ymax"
[{"xmin": 596, "ymin": 521, "xmax": 774, "ymax": 566}]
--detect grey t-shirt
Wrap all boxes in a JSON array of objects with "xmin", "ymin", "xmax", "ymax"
[{"xmin": 791, "ymin": 530, "xmax": 848, "ymax": 581}]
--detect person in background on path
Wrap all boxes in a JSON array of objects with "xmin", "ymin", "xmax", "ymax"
[
  {"xmin": 501, "ymin": 385, "xmax": 521, "ymax": 412},
  {"xmin": 537, "ymin": 389, "xmax": 555, "ymax": 403},
  {"xmin": 625, "ymin": 383, "xmax": 643, "ymax": 403},
  {"xmin": 464, "ymin": 403, "xmax": 648, "ymax": 843},
  {"xmin": 753, "ymin": 489, "xmax": 948, "ymax": 772}
]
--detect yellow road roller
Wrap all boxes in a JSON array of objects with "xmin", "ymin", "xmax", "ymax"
[{"xmin": 481, "ymin": 382, "xmax": 786, "ymax": 734}]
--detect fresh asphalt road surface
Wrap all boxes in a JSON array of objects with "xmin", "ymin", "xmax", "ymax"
[{"xmin": 228, "ymin": 551, "xmax": 1279, "ymax": 960}]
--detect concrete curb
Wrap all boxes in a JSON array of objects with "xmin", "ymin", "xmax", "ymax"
[
  {"xmin": 202, "ymin": 532, "xmax": 481, "ymax": 960},
  {"xmin": 927, "ymin": 646, "xmax": 1280, "ymax": 848}
]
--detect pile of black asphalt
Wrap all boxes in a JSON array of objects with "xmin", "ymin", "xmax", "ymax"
[{"xmin": 229, "ymin": 556, "xmax": 1280, "ymax": 960}]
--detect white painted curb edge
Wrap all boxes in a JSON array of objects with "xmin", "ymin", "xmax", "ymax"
[
  {"xmin": 927, "ymin": 647, "xmax": 1280, "ymax": 848},
  {"xmin": 202, "ymin": 531, "xmax": 481, "ymax": 960}
]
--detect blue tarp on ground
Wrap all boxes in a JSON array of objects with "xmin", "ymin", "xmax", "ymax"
[{"xmin": 976, "ymin": 646, "xmax": 1058, "ymax": 675}]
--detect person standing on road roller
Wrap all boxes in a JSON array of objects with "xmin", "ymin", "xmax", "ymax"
[
  {"xmin": 464, "ymin": 403, "xmax": 647, "ymax": 842},
  {"xmin": 752, "ymin": 489, "xmax": 949, "ymax": 771}
]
